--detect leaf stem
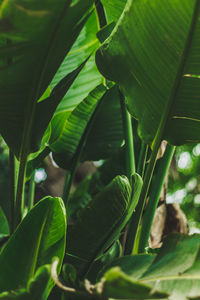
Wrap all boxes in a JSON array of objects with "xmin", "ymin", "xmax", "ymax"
[
  {"xmin": 27, "ymin": 171, "xmax": 36, "ymax": 211},
  {"xmin": 139, "ymin": 144, "xmax": 175, "ymax": 252},
  {"xmin": 124, "ymin": 134, "xmax": 162, "ymax": 255},
  {"xmin": 120, "ymin": 91, "xmax": 135, "ymax": 179},
  {"xmin": 137, "ymin": 142, "xmax": 148, "ymax": 178},
  {"xmin": 14, "ymin": 154, "xmax": 27, "ymax": 228},
  {"xmin": 9, "ymin": 150, "xmax": 18, "ymax": 234}
]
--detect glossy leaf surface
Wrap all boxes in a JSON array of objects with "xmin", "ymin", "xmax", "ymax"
[
  {"xmin": 96, "ymin": 0, "xmax": 200, "ymax": 146},
  {"xmin": 0, "ymin": 197, "xmax": 66, "ymax": 293}
]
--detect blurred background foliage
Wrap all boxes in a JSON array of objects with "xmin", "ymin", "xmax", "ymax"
[{"xmin": 168, "ymin": 143, "xmax": 200, "ymax": 233}]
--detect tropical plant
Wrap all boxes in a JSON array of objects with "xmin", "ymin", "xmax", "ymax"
[{"xmin": 0, "ymin": 0, "xmax": 200, "ymax": 299}]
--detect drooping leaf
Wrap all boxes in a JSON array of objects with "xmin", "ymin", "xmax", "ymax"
[
  {"xmin": 66, "ymin": 174, "xmax": 142, "ymax": 277},
  {"xmin": 0, "ymin": 197, "xmax": 66, "ymax": 293},
  {"xmin": 0, "ymin": 0, "xmax": 95, "ymax": 158},
  {"xmin": 99, "ymin": 234, "xmax": 200, "ymax": 299},
  {"xmin": 96, "ymin": 0, "xmax": 200, "ymax": 146}
]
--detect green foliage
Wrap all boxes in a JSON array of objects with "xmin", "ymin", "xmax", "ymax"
[
  {"xmin": 0, "ymin": 0, "xmax": 200, "ymax": 299},
  {"xmin": 99, "ymin": 234, "xmax": 200, "ymax": 299},
  {"xmin": 0, "ymin": 0, "xmax": 95, "ymax": 158},
  {"xmin": 96, "ymin": 0, "xmax": 200, "ymax": 146},
  {"xmin": 66, "ymin": 174, "xmax": 142, "ymax": 278},
  {"xmin": 0, "ymin": 196, "xmax": 66, "ymax": 296}
]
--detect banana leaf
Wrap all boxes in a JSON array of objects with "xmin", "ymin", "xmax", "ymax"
[{"xmin": 96, "ymin": 0, "xmax": 200, "ymax": 146}]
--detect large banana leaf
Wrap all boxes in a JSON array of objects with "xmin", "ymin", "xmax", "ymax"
[
  {"xmin": 66, "ymin": 174, "xmax": 142, "ymax": 277},
  {"xmin": 0, "ymin": 196, "xmax": 66, "ymax": 294},
  {"xmin": 99, "ymin": 234, "xmax": 200, "ymax": 299},
  {"xmin": 0, "ymin": 0, "xmax": 94, "ymax": 159},
  {"xmin": 96, "ymin": 0, "xmax": 200, "ymax": 146},
  {"xmin": 51, "ymin": 10, "xmax": 103, "ymax": 113}
]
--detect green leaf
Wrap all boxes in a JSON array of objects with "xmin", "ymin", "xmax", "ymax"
[
  {"xmin": 49, "ymin": 84, "xmax": 107, "ymax": 169},
  {"xmin": 99, "ymin": 234, "xmax": 200, "ymax": 299},
  {"xmin": 96, "ymin": 0, "xmax": 200, "ymax": 146},
  {"xmin": 101, "ymin": 266, "xmax": 168, "ymax": 299},
  {"xmin": 52, "ymin": 10, "xmax": 102, "ymax": 113},
  {"xmin": 0, "ymin": 0, "xmax": 95, "ymax": 158},
  {"xmin": 50, "ymin": 84, "xmax": 123, "ymax": 169},
  {"xmin": 81, "ymin": 85, "xmax": 123, "ymax": 161},
  {"xmin": 32, "ymin": 57, "xmax": 91, "ymax": 149},
  {"xmin": 101, "ymin": 0, "xmax": 127, "ymax": 23},
  {"xmin": 66, "ymin": 174, "xmax": 142, "ymax": 277},
  {"xmin": 0, "ymin": 264, "xmax": 52, "ymax": 300},
  {"xmin": 0, "ymin": 196, "xmax": 66, "ymax": 293}
]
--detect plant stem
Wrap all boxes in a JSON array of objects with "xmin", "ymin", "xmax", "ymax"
[
  {"xmin": 14, "ymin": 154, "xmax": 27, "ymax": 228},
  {"xmin": 27, "ymin": 171, "xmax": 35, "ymax": 211},
  {"xmin": 9, "ymin": 150, "xmax": 18, "ymax": 234},
  {"xmin": 139, "ymin": 144, "xmax": 175, "ymax": 252},
  {"xmin": 124, "ymin": 135, "xmax": 162, "ymax": 255},
  {"xmin": 137, "ymin": 142, "xmax": 148, "ymax": 178},
  {"xmin": 120, "ymin": 92, "xmax": 135, "ymax": 178}
]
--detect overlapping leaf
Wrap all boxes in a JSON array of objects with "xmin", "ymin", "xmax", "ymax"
[
  {"xmin": 0, "ymin": 0, "xmax": 95, "ymax": 158},
  {"xmin": 99, "ymin": 234, "xmax": 200, "ymax": 299},
  {"xmin": 96, "ymin": 0, "xmax": 200, "ymax": 146}
]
